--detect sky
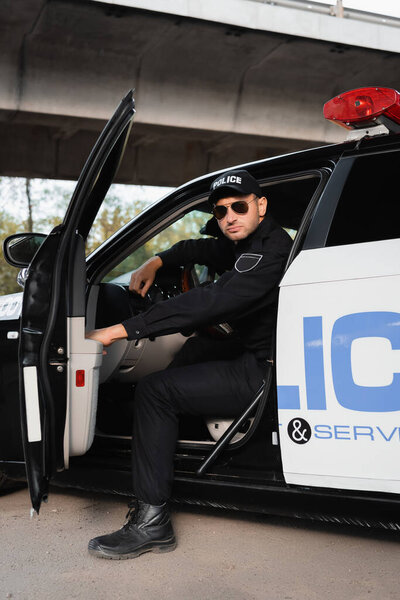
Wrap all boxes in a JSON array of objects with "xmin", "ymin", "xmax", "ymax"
[{"xmin": 314, "ymin": 0, "xmax": 400, "ymax": 18}]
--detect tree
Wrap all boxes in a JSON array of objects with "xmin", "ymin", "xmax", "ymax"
[
  {"xmin": 0, "ymin": 176, "xmax": 178, "ymax": 294},
  {"xmin": 103, "ymin": 209, "xmax": 208, "ymax": 282},
  {"xmin": 0, "ymin": 177, "xmax": 71, "ymax": 296},
  {"xmin": 25, "ymin": 179, "xmax": 33, "ymax": 232},
  {"xmin": 86, "ymin": 194, "xmax": 150, "ymax": 254},
  {"xmin": 0, "ymin": 208, "xmax": 24, "ymax": 295}
]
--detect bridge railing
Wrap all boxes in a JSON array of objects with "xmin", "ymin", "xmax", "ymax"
[{"xmin": 246, "ymin": 0, "xmax": 400, "ymax": 28}]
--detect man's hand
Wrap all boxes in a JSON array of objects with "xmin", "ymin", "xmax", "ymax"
[
  {"xmin": 86, "ymin": 324, "xmax": 128, "ymax": 348},
  {"xmin": 129, "ymin": 256, "xmax": 163, "ymax": 297}
]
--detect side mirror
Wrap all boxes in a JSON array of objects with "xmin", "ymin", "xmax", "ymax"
[{"xmin": 3, "ymin": 233, "xmax": 47, "ymax": 268}]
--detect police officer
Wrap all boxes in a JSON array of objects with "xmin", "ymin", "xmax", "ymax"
[{"xmin": 87, "ymin": 169, "xmax": 292, "ymax": 559}]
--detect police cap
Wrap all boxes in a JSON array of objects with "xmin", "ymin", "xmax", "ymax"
[{"xmin": 208, "ymin": 169, "xmax": 262, "ymax": 205}]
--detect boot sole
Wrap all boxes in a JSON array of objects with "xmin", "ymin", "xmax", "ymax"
[{"xmin": 88, "ymin": 537, "xmax": 177, "ymax": 560}]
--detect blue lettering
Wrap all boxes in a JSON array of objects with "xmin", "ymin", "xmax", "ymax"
[
  {"xmin": 331, "ymin": 312, "xmax": 400, "ymax": 412},
  {"xmin": 277, "ymin": 386, "xmax": 300, "ymax": 409},
  {"xmin": 313, "ymin": 424, "xmax": 399, "ymax": 441},
  {"xmin": 314, "ymin": 424, "xmax": 332, "ymax": 439},
  {"xmin": 353, "ymin": 426, "xmax": 374, "ymax": 440},
  {"xmin": 304, "ymin": 316, "xmax": 327, "ymax": 410},
  {"xmin": 376, "ymin": 426, "xmax": 397, "ymax": 442},
  {"xmin": 334, "ymin": 425, "xmax": 351, "ymax": 440}
]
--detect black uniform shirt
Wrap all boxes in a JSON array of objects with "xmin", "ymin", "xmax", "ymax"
[{"xmin": 121, "ymin": 214, "xmax": 293, "ymax": 360}]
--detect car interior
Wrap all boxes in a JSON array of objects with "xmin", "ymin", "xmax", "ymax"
[{"xmin": 80, "ymin": 172, "xmax": 323, "ymax": 454}]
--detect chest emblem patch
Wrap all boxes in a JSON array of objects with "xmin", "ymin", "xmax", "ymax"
[{"xmin": 234, "ymin": 253, "xmax": 263, "ymax": 273}]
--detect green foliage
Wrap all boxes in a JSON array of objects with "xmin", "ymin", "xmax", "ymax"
[
  {"xmin": 104, "ymin": 210, "xmax": 208, "ymax": 282},
  {"xmin": 86, "ymin": 194, "xmax": 149, "ymax": 255},
  {"xmin": 0, "ymin": 177, "xmax": 205, "ymax": 295},
  {"xmin": 0, "ymin": 208, "xmax": 24, "ymax": 295},
  {"xmin": 0, "ymin": 177, "xmax": 73, "ymax": 295}
]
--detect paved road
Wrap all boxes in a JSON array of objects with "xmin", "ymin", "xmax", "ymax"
[{"xmin": 1, "ymin": 487, "xmax": 399, "ymax": 600}]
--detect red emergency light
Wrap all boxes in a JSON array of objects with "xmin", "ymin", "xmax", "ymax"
[{"xmin": 323, "ymin": 87, "xmax": 400, "ymax": 130}]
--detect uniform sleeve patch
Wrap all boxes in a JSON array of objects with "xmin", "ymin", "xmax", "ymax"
[{"xmin": 234, "ymin": 253, "xmax": 263, "ymax": 273}]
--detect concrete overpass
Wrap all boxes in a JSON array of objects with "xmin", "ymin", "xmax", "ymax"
[{"xmin": 1, "ymin": 0, "xmax": 400, "ymax": 186}]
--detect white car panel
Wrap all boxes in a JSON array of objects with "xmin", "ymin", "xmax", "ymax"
[
  {"xmin": 23, "ymin": 366, "xmax": 42, "ymax": 443},
  {"xmin": 277, "ymin": 239, "xmax": 400, "ymax": 494},
  {"xmin": 64, "ymin": 317, "xmax": 103, "ymax": 465},
  {"xmin": 281, "ymin": 238, "xmax": 400, "ymax": 286},
  {"xmin": 0, "ymin": 293, "xmax": 23, "ymax": 321}
]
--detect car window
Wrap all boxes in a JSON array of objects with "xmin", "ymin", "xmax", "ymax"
[
  {"xmin": 102, "ymin": 173, "xmax": 321, "ymax": 284},
  {"xmin": 85, "ymin": 185, "xmax": 172, "ymax": 256},
  {"xmin": 103, "ymin": 209, "xmax": 209, "ymax": 284},
  {"xmin": 261, "ymin": 174, "xmax": 320, "ymax": 240},
  {"xmin": 326, "ymin": 151, "xmax": 400, "ymax": 247}
]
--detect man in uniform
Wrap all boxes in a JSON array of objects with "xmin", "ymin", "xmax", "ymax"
[{"xmin": 87, "ymin": 169, "xmax": 292, "ymax": 559}]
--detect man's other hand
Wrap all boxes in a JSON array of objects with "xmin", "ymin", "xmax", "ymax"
[{"xmin": 129, "ymin": 256, "xmax": 163, "ymax": 297}]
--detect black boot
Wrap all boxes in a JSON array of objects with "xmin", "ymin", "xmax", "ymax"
[{"xmin": 88, "ymin": 499, "xmax": 176, "ymax": 560}]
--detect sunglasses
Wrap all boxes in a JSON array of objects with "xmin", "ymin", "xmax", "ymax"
[{"xmin": 212, "ymin": 195, "xmax": 258, "ymax": 221}]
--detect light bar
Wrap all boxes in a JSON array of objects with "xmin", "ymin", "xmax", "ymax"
[{"xmin": 323, "ymin": 87, "xmax": 400, "ymax": 130}]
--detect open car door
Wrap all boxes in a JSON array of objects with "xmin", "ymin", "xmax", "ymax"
[{"xmin": 19, "ymin": 91, "xmax": 135, "ymax": 513}]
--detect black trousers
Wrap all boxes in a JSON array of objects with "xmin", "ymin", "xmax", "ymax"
[{"xmin": 131, "ymin": 336, "xmax": 265, "ymax": 505}]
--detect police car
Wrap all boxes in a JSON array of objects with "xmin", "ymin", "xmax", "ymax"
[{"xmin": 2, "ymin": 87, "xmax": 400, "ymax": 528}]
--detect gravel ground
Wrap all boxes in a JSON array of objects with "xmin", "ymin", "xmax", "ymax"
[{"xmin": 1, "ymin": 487, "xmax": 400, "ymax": 600}]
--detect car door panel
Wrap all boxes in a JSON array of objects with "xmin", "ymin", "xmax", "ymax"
[
  {"xmin": 277, "ymin": 238, "xmax": 400, "ymax": 494},
  {"xmin": 19, "ymin": 91, "xmax": 135, "ymax": 512},
  {"xmin": 65, "ymin": 316, "xmax": 102, "ymax": 464},
  {"xmin": 19, "ymin": 228, "xmax": 68, "ymax": 509}
]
